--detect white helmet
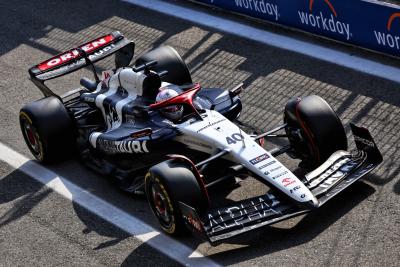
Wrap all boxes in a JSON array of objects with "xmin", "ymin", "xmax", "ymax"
[{"xmin": 156, "ymin": 89, "xmax": 184, "ymax": 121}]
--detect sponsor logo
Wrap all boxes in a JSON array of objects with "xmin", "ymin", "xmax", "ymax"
[
  {"xmin": 234, "ymin": 0, "xmax": 280, "ymax": 21},
  {"xmin": 354, "ymin": 136, "xmax": 375, "ymax": 148},
  {"xmin": 374, "ymin": 13, "xmax": 400, "ymax": 50},
  {"xmin": 308, "ymin": 157, "xmax": 351, "ymax": 187},
  {"xmin": 37, "ymin": 43, "xmax": 116, "ymax": 81},
  {"xmin": 282, "ymin": 177, "xmax": 296, "ymax": 187},
  {"xmin": 83, "ymin": 96, "xmax": 95, "ymax": 103},
  {"xmin": 272, "ymin": 170, "xmax": 288, "ymax": 179},
  {"xmin": 196, "ymin": 118, "xmax": 226, "ymax": 133},
  {"xmin": 258, "ymin": 160, "xmax": 277, "ymax": 170},
  {"xmin": 319, "ymin": 160, "xmax": 359, "ymax": 188},
  {"xmin": 323, "ymin": 163, "xmax": 375, "ymax": 196},
  {"xmin": 98, "ymin": 139, "xmax": 149, "ymax": 154},
  {"xmin": 37, "ymin": 34, "xmax": 115, "ymax": 71},
  {"xmin": 183, "ymin": 214, "xmax": 203, "ymax": 233},
  {"xmin": 290, "ymin": 185, "xmax": 301, "ymax": 194},
  {"xmin": 206, "ymin": 193, "xmax": 280, "ymax": 234},
  {"xmin": 249, "ymin": 153, "xmax": 270, "ymax": 165},
  {"xmin": 298, "ymin": 0, "xmax": 351, "ymax": 40},
  {"xmin": 269, "ymin": 165, "xmax": 282, "ymax": 172},
  {"xmin": 125, "ymin": 114, "xmax": 136, "ymax": 124},
  {"xmin": 264, "ymin": 171, "xmax": 270, "ymax": 176}
]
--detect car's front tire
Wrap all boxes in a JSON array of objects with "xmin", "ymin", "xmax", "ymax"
[
  {"xmin": 284, "ymin": 95, "xmax": 348, "ymax": 168},
  {"xmin": 145, "ymin": 159, "xmax": 208, "ymax": 236}
]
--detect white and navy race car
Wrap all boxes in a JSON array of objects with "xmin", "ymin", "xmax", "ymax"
[{"xmin": 20, "ymin": 32, "xmax": 382, "ymax": 243}]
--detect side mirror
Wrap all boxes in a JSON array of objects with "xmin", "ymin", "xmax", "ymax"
[{"xmin": 229, "ymin": 82, "xmax": 244, "ymax": 97}]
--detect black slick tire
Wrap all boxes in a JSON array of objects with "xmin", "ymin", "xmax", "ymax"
[
  {"xmin": 19, "ymin": 96, "xmax": 76, "ymax": 164},
  {"xmin": 145, "ymin": 159, "xmax": 207, "ymax": 236}
]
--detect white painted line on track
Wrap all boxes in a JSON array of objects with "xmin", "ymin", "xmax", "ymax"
[
  {"xmin": 0, "ymin": 142, "xmax": 219, "ymax": 267},
  {"xmin": 123, "ymin": 0, "xmax": 400, "ymax": 83}
]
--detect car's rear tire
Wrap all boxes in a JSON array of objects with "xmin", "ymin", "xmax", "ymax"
[
  {"xmin": 136, "ymin": 46, "xmax": 192, "ymax": 86},
  {"xmin": 145, "ymin": 159, "xmax": 208, "ymax": 236},
  {"xmin": 284, "ymin": 95, "xmax": 348, "ymax": 168},
  {"xmin": 19, "ymin": 96, "xmax": 76, "ymax": 164}
]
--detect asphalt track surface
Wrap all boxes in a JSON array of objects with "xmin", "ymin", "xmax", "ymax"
[{"xmin": 1, "ymin": 0, "xmax": 400, "ymax": 266}]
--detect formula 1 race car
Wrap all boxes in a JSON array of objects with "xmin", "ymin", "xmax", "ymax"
[{"xmin": 20, "ymin": 32, "xmax": 383, "ymax": 244}]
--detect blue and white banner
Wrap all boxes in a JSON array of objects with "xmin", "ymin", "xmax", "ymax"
[{"xmin": 190, "ymin": 0, "xmax": 400, "ymax": 57}]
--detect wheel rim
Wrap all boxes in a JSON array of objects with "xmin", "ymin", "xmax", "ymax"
[
  {"xmin": 21, "ymin": 117, "xmax": 42, "ymax": 157},
  {"xmin": 150, "ymin": 181, "xmax": 173, "ymax": 228}
]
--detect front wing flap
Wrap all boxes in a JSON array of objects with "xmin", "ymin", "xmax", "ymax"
[{"xmin": 179, "ymin": 124, "xmax": 383, "ymax": 243}]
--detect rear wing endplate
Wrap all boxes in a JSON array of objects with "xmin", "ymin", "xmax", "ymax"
[{"xmin": 29, "ymin": 31, "xmax": 135, "ymax": 97}]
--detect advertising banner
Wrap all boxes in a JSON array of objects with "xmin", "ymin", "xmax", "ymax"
[{"xmin": 190, "ymin": 0, "xmax": 400, "ymax": 57}]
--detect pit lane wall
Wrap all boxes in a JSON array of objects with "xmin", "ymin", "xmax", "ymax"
[{"xmin": 189, "ymin": 0, "xmax": 400, "ymax": 57}]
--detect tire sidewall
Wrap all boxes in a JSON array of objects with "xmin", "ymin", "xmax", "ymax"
[
  {"xmin": 145, "ymin": 172, "xmax": 179, "ymax": 234},
  {"xmin": 145, "ymin": 159, "xmax": 208, "ymax": 236},
  {"xmin": 285, "ymin": 95, "xmax": 348, "ymax": 167},
  {"xmin": 19, "ymin": 97, "xmax": 76, "ymax": 163}
]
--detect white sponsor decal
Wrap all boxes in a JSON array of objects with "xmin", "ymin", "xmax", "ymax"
[
  {"xmin": 258, "ymin": 160, "xmax": 277, "ymax": 170},
  {"xmin": 309, "ymin": 157, "xmax": 351, "ymax": 187},
  {"xmin": 269, "ymin": 165, "xmax": 282, "ymax": 172},
  {"xmin": 289, "ymin": 185, "xmax": 301, "ymax": 194},
  {"xmin": 196, "ymin": 118, "xmax": 226, "ymax": 132},
  {"xmin": 354, "ymin": 136, "xmax": 375, "ymax": 147},
  {"xmin": 234, "ymin": 0, "xmax": 279, "ymax": 21},
  {"xmin": 45, "ymin": 38, "xmax": 109, "ymax": 68},
  {"xmin": 319, "ymin": 160, "xmax": 359, "ymax": 188},
  {"xmin": 374, "ymin": 31, "xmax": 400, "ymax": 50},
  {"xmin": 98, "ymin": 139, "xmax": 149, "ymax": 154},
  {"xmin": 298, "ymin": 11, "xmax": 351, "ymax": 40},
  {"xmin": 206, "ymin": 194, "xmax": 280, "ymax": 233},
  {"xmin": 271, "ymin": 170, "xmax": 288, "ymax": 179},
  {"xmin": 83, "ymin": 96, "xmax": 95, "ymax": 103}
]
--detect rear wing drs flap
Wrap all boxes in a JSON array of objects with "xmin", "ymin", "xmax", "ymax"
[{"xmin": 29, "ymin": 31, "xmax": 135, "ymax": 97}]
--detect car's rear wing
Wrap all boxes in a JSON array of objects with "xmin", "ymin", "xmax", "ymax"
[{"xmin": 29, "ymin": 31, "xmax": 135, "ymax": 97}]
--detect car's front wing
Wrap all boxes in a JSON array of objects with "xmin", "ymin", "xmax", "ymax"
[{"xmin": 178, "ymin": 124, "xmax": 383, "ymax": 244}]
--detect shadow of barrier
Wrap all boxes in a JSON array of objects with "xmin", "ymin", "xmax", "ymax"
[{"xmin": 0, "ymin": 152, "xmax": 216, "ymax": 266}]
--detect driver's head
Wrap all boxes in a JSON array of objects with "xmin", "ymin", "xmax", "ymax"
[{"xmin": 155, "ymin": 88, "xmax": 184, "ymax": 121}]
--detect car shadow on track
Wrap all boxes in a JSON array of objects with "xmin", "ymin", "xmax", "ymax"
[
  {"xmin": 205, "ymin": 180, "xmax": 375, "ymax": 264},
  {"xmin": 1, "ymin": 159, "xmax": 374, "ymax": 266},
  {"xmin": 0, "ymin": 164, "xmax": 130, "ymax": 243},
  {"xmin": 0, "ymin": 162, "xmax": 181, "ymax": 266},
  {"xmin": 0, "ymin": 167, "xmax": 51, "ymax": 228}
]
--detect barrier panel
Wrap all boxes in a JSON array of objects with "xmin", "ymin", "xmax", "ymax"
[{"xmin": 190, "ymin": 0, "xmax": 400, "ymax": 57}]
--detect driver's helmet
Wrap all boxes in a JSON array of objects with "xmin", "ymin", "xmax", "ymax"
[{"xmin": 155, "ymin": 88, "xmax": 184, "ymax": 121}]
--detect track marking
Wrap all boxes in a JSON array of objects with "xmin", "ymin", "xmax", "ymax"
[
  {"xmin": 123, "ymin": 0, "xmax": 400, "ymax": 83},
  {"xmin": 0, "ymin": 142, "xmax": 220, "ymax": 267}
]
